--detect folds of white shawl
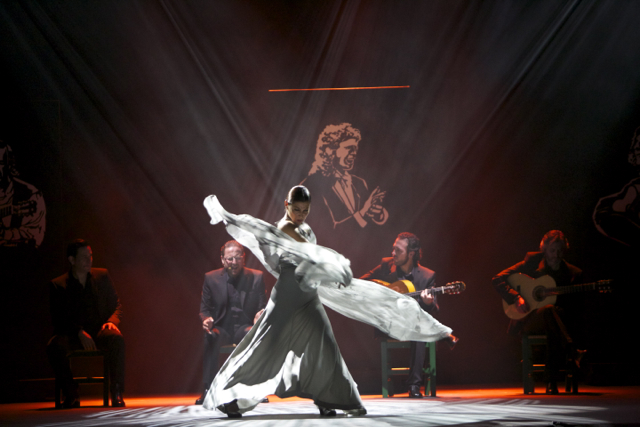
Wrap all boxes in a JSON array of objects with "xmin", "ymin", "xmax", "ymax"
[{"xmin": 204, "ymin": 195, "xmax": 452, "ymax": 342}]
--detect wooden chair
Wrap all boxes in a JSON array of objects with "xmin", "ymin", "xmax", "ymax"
[
  {"xmin": 381, "ymin": 340, "xmax": 436, "ymax": 397},
  {"xmin": 55, "ymin": 350, "xmax": 109, "ymax": 408},
  {"xmin": 522, "ymin": 334, "xmax": 578, "ymax": 394}
]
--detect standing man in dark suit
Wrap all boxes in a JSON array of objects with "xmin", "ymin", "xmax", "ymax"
[
  {"xmin": 195, "ymin": 240, "xmax": 267, "ymax": 405},
  {"xmin": 361, "ymin": 232, "xmax": 457, "ymax": 398},
  {"xmin": 46, "ymin": 239, "xmax": 125, "ymax": 408}
]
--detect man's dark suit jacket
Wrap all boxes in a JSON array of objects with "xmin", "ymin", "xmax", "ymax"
[
  {"xmin": 50, "ymin": 268, "xmax": 122, "ymax": 337},
  {"xmin": 199, "ymin": 267, "xmax": 267, "ymax": 328},
  {"xmin": 361, "ymin": 257, "xmax": 439, "ymax": 314}
]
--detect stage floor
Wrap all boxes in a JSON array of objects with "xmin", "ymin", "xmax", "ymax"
[{"xmin": 2, "ymin": 385, "xmax": 640, "ymax": 426}]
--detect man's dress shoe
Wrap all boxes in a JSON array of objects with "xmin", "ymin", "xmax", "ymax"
[
  {"xmin": 111, "ymin": 384, "xmax": 126, "ymax": 407},
  {"xmin": 61, "ymin": 385, "xmax": 79, "ymax": 409},
  {"xmin": 62, "ymin": 396, "xmax": 80, "ymax": 409},
  {"xmin": 408, "ymin": 385, "xmax": 423, "ymax": 398},
  {"xmin": 195, "ymin": 389, "xmax": 208, "ymax": 405}
]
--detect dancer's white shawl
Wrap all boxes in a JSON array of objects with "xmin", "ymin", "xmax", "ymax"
[{"xmin": 204, "ymin": 195, "xmax": 451, "ymax": 342}]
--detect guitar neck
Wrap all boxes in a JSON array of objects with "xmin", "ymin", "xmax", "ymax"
[
  {"xmin": 547, "ymin": 281, "xmax": 611, "ymax": 296},
  {"xmin": 406, "ymin": 286, "xmax": 446, "ymax": 298}
]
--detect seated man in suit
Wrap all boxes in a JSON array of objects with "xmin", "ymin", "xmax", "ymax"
[
  {"xmin": 492, "ymin": 230, "xmax": 584, "ymax": 394},
  {"xmin": 195, "ymin": 240, "xmax": 267, "ymax": 405},
  {"xmin": 46, "ymin": 239, "xmax": 125, "ymax": 408},
  {"xmin": 361, "ymin": 232, "xmax": 457, "ymax": 398}
]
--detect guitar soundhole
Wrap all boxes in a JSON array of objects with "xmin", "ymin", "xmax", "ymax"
[{"xmin": 533, "ymin": 286, "xmax": 546, "ymax": 302}]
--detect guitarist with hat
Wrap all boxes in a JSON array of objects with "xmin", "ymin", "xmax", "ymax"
[{"xmin": 492, "ymin": 230, "xmax": 585, "ymax": 394}]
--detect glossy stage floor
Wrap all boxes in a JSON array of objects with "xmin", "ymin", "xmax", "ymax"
[{"xmin": 2, "ymin": 385, "xmax": 640, "ymax": 426}]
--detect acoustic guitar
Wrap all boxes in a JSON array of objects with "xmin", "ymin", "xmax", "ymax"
[
  {"xmin": 371, "ymin": 279, "xmax": 466, "ymax": 300},
  {"xmin": 502, "ymin": 273, "xmax": 613, "ymax": 320}
]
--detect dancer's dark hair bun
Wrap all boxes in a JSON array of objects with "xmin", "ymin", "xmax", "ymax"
[{"xmin": 287, "ymin": 185, "xmax": 311, "ymax": 204}]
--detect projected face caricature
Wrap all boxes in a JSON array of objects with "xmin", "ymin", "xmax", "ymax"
[
  {"xmin": 0, "ymin": 142, "xmax": 46, "ymax": 248},
  {"xmin": 593, "ymin": 126, "xmax": 640, "ymax": 247},
  {"xmin": 334, "ymin": 138, "xmax": 358, "ymax": 171},
  {"xmin": 301, "ymin": 123, "xmax": 389, "ymax": 229}
]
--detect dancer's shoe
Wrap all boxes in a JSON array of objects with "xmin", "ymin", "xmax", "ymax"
[
  {"xmin": 344, "ymin": 406, "xmax": 367, "ymax": 416},
  {"xmin": 317, "ymin": 405, "xmax": 336, "ymax": 416},
  {"xmin": 223, "ymin": 400, "xmax": 242, "ymax": 418}
]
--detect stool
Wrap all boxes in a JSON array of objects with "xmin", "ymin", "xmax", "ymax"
[
  {"xmin": 55, "ymin": 350, "xmax": 109, "ymax": 408},
  {"xmin": 381, "ymin": 340, "xmax": 436, "ymax": 398},
  {"xmin": 522, "ymin": 335, "xmax": 578, "ymax": 394}
]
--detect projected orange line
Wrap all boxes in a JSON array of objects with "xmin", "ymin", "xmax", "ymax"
[{"xmin": 269, "ymin": 85, "xmax": 410, "ymax": 92}]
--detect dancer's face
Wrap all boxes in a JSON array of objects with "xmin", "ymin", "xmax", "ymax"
[
  {"xmin": 222, "ymin": 245, "xmax": 245, "ymax": 278},
  {"xmin": 286, "ymin": 201, "xmax": 310, "ymax": 226}
]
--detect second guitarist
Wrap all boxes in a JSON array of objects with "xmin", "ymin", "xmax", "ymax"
[
  {"xmin": 492, "ymin": 230, "xmax": 585, "ymax": 394},
  {"xmin": 361, "ymin": 232, "xmax": 458, "ymax": 399}
]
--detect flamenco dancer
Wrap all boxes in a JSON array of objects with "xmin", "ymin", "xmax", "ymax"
[{"xmin": 202, "ymin": 186, "xmax": 454, "ymax": 417}]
